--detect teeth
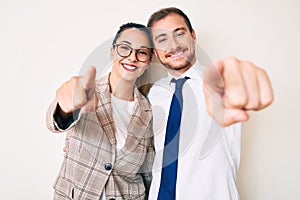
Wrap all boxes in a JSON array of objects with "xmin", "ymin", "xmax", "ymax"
[
  {"xmin": 170, "ymin": 51, "xmax": 184, "ymax": 58},
  {"xmin": 123, "ymin": 64, "xmax": 136, "ymax": 70}
]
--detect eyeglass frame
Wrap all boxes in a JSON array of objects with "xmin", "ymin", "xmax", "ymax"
[{"xmin": 113, "ymin": 43, "xmax": 152, "ymax": 63}]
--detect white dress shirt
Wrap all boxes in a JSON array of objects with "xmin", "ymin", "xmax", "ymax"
[{"xmin": 148, "ymin": 61, "xmax": 242, "ymax": 200}]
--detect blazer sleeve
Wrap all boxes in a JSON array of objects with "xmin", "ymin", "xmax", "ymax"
[{"xmin": 46, "ymin": 100, "xmax": 81, "ymax": 133}]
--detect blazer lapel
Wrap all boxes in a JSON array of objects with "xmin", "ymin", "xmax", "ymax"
[
  {"xmin": 118, "ymin": 87, "xmax": 152, "ymax": 157},
  {"xmin": 95, "ymin": 75, "xmax": 116, "ymax": 145},
  {"xmin": 95, "ymin": 75, "xmax": 152, "ymax": 156}
]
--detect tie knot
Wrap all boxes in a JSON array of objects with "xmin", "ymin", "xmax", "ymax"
[{"xmin": 171, "ymin": 76, "xmax": 189, "ymax": 90}]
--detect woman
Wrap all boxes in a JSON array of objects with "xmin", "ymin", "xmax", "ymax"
[{"xmin": 46, "ymin": 23, "xmax": 154, "ymax": 200}]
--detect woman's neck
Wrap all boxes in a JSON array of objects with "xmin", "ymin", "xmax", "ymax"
[{"xmin": 109, "ymin": 73, "xmax": 135, "ymax": 101}]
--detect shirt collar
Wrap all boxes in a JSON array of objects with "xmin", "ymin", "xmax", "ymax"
[{"xmin": 166, "ymin": 60, "xmax": 203, "ymax": 83}]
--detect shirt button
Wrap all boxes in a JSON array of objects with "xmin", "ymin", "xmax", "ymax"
[{"xmin": 104, "ymin": 163, "xmax": 112, "ymax": 170}]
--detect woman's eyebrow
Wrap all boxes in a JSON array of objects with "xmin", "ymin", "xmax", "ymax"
[
  {"xmin": 119, "ymin": 40, "xmax": 150, "ymax": 49},
  {"xmin": 119, "ymin": 40, "xmax": 132, "ymax": 45}
]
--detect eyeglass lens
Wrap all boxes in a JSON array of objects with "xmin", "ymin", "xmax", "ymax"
[{"xmin": 116, "ymin": 44, "xmax": 151, "ymax": 62}]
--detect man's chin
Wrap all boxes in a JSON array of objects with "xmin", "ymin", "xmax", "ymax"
[{"xmin": 164, "ymin": 61, "xmax": 192, "ymax": 72}]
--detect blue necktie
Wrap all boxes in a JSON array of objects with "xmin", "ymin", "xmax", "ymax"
[{"xmin": 158, "ymin": 77, "xmax": 189, "ymax": 200}]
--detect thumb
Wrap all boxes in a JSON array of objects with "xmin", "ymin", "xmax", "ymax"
[
  {"xmin": 82, "ymin": 66, "xmax": 96, "ymax": 100},
  {"xmin": 222, "ymin": 108, "xmax": 249, "ymax": 127},
  {"xmin": 204, "ymin": 60, "xmax": 224, "ymax": 96},
  {"xmin": 213, "ymin": 60, "xmax": 224, "ymax": 75}
]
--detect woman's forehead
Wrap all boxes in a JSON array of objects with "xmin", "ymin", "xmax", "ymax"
[{"xmin": 117, "ymin": 28, "xmax": 150, "ymax": 47}]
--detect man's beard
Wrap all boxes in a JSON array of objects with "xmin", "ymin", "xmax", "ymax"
[{"xmin": 157, "ymin": 49, "xmax": 196, "ymax": 72}]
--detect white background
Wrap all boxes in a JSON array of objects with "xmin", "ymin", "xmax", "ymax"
[{"xmin": 1, "ymin": 0, "xmax": 300, "ymax": 199}]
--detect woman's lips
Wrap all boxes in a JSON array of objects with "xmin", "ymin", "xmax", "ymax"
[{"xmin": 122, "ymin": 63, "xmax": 138, "ymax": 72}]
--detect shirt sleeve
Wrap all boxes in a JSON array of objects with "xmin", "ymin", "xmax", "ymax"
[{"xmin": 46, "ymin": 100, "xmax": 81, "ymax": 133}]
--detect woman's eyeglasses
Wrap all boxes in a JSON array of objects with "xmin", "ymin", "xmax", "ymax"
[{"xmin": 113, "ymin": 43, "xmax": 152, "ymax": 62}]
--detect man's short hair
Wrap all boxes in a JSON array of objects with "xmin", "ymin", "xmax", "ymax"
[{"xmin": 147, "ymin": 7, "xmax": 193, "ymax": 34}]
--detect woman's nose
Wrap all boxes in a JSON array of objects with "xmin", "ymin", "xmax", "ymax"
[{"xmin": 128, "ymin": 50, "xmax": 138, "ymax": 62}]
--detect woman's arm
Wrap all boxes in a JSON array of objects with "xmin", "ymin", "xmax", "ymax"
[{"xmin": 46, "ymin": 100, "xmax": 80, "ymax": 133}]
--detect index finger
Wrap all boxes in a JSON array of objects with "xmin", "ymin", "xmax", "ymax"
[
  {"xmin": 222, "ymin": 58, "xmax": 247, "ymax": 109},
  {"xmin": 256, "ymin": 68, "xmax": 274, "ymax": 110},
  {"xmin": 82, "ymin": 66, "xmax": 96, "ymax": 90}
]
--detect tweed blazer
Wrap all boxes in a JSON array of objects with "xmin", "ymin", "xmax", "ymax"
[{"xmin": 46, "ymin": 75, "xmax": 154, "ymax": 200}]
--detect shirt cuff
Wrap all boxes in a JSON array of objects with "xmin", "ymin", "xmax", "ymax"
[{"xmin": 53, "ymin": 104, "xmax": 80, "ymax": 130}]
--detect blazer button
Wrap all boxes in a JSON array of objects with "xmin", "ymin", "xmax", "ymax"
[{"xmin": 104, "ymin": 163, "xmax": 112, "ymax": 170}]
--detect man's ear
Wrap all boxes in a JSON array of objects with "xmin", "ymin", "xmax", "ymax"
[
  {"xmin": 153, "ymin": 49, "xmax": 158, "ymax": 57},
  {"xmin": 191, "ymin": 29, "xmax": 197, "ymax": 43}
]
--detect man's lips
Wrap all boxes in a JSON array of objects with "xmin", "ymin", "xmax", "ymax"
[
  {"xmin": 166, "ymin": 49, "xmax": 186, "ymax": 58},
  {"xmin": 122, "ymin": 63, "xmax": 138, "ymax": 72}
]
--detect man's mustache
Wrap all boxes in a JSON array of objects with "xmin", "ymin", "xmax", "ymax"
[{"xmin": 165, "ymin": 47, "xmax": 188, "ymax": 58}]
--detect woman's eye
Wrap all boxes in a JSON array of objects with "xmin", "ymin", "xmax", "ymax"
[
  {"xmin": 138, "ymin": 50, "xmax": 149, "ymax": 55},
  {"xmin": 120, "ymin": 46, "xmax": 130, "ymax": 51}
]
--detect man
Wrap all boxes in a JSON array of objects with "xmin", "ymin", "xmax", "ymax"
[{"xmin": 146, "ymin": 7, "xmax": 273, "ymax": 200}]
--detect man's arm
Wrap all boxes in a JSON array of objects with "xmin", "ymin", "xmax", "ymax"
[{"xmin": 203, "ymin": 57, "xmax": 274, "ymax": 127}]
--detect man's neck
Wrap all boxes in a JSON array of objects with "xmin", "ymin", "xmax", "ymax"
[{"xmin": 167, "ymin": 58, "xmax": 196, "ymax": 77}]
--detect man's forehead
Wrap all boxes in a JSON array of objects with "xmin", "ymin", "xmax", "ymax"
[
  {"xmin": 151, "ymin": 27, "xmax": 186, "ymax": 37},
  {"xmin": 150, "ymin": 13, "xmax": 187, "ymax": 30}
]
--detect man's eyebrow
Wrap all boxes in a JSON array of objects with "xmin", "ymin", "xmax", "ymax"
[
  {"xmin": 154, "ymin": 27, "xmax": 187, "ymax": 41},
  {"xmin": 174, "ymin": 27, "xmax": 186, "ymax": 33},
  {"xmin": 154, "ymin": 33, "xmax": 167, "ymax": 41}
]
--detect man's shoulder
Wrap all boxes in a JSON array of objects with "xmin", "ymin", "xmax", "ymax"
[{"xmin": 148, "ymin": 77, "xmax": 170, "ymax": 94}]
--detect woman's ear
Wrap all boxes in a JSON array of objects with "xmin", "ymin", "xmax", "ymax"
[
  {"xmin": 110, "ymin": 47, "xmax": 114, "ymax": 60},
  {"xmin": 145, "ymin": 64, "xmax": 150, "ymax": 70}
]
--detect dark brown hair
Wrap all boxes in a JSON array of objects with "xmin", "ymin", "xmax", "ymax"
[
  {"xmin": 112, "ymin": 22, "xmax": 154, "ymax": 49},
  {"xmin": 147, "ymin": 7, "xmax": 193, "ymax": 33}
]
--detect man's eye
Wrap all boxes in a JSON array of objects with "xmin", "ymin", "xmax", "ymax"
[
  {"xmin": 175, "ymin": 32, "xmax": 184, "ymax": 38},
  {"xmin": 158, "ymin": 38, "xmax": 167, "ymax": 43}
]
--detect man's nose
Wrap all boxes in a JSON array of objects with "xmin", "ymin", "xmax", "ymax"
[{"xmin": 167, "ymin": 36, "xmax": 179, "ymax": 51}]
